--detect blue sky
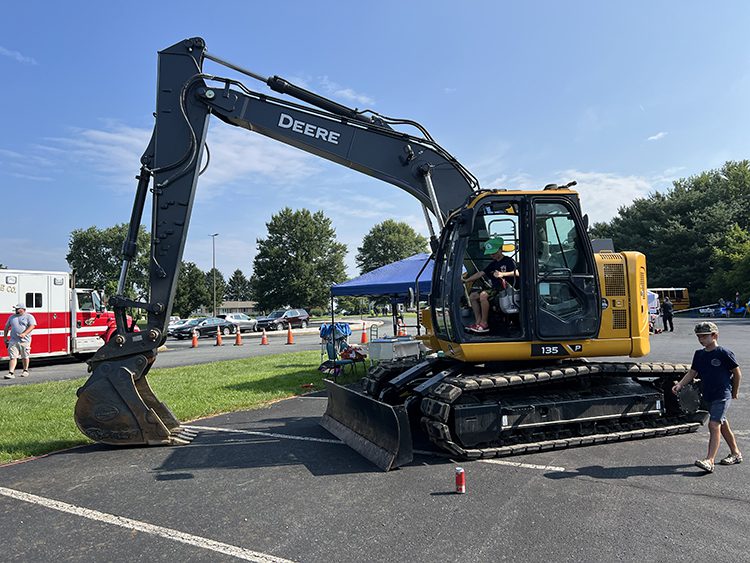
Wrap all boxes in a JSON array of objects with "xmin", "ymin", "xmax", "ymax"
[{"xmin": 2, "ymin": 1, "xmax": 749, "ymax": 278}]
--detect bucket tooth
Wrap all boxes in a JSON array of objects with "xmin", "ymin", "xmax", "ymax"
[{"xmin": 321, "ymin": 379, "xmax": 413, "ymax": 471}]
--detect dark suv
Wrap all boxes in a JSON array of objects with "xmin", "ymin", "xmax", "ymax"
[{"xmin": 255, "ymin": 308, "xmax": 310, "ymax": 331}]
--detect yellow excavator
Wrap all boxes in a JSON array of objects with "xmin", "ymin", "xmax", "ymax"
[{"xmin": 74, "ymin": 38, "xmax": 707, "ymax": 470}]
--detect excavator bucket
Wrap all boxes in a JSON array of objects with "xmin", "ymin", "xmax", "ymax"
[
  {"xmin": 320, "ymin": 379, "xmax": 413, "ymax": 471},
  {"xmin": 74, "ymin": 355, "xmax": 195, "ymax": 446}
]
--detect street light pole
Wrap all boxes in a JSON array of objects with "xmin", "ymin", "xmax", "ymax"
[{"xmin": 210, "ymin": 233, "xmax": 219, "ymax": 316}]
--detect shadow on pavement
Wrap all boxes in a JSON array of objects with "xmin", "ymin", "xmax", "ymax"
[{"xmin": 544, "ymin": 463, "xmax": 706, "ymax": 480}]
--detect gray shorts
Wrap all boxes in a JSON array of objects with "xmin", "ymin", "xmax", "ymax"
[{"xmin": 707, "ymin": 399, "xmax": 731, "ymax": 423}]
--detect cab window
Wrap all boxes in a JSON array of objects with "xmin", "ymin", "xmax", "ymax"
[
  {"xmin": 77, "ymin": 292, "xmax": 94, "ymax": 311},
  {"xmin": 534, "ymin": 201, "xmax": 598, "ymax": 338}
]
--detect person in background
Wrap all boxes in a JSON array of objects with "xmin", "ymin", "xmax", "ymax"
[
  {"xmin": 3, "ymin": 303, "xmax": 37, "ymax": 379},
  {"xmin": 661, "ymin": 296, "xmax": 674, "ymax": 332},
  {"xmin": 672, "ymin": 322, "xmax": 742, "ymax": 473}
]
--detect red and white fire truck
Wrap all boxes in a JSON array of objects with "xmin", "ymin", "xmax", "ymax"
[{"xmin": 0, "ymin": 269, "xmax": 118, "ymax": 361}]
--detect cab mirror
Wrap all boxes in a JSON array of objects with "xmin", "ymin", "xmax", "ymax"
[{"xmin": 583, "ymin": 214, "xmax": 589, "ymax": 231}]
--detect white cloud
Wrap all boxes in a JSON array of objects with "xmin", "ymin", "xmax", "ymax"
[
  {"xmin": 556, "ymin": 169, "xmax": 657, "ymax": 222},
  {"xmin": 32, "ymin": 120, "xmax": 320, "ymax": 197},
  {"xmin": 0, "ymin": 46, "xmax": 37, "ymax": 65},
  {"xmin": 444, "ymin": 87, "xmax": 457, "ymax": 94},
  {"xmin": 11, "ymin": 172, "xmax": 53, "ymax": 182},
  {"xmin": 318, "ymin": 76, "xmax": 375, "ymax": 106},
  {"xmin": 647, "ymin": 131, "xmax": 668, "ymax": 141},
  {"xmin": 197, "ymin": 122, "xmax": 320, "ymax": 196}
]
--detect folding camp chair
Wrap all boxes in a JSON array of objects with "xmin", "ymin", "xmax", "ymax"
[{"xmin": 318, "ymin": 322, "xmax": 358, "ymax": 381}]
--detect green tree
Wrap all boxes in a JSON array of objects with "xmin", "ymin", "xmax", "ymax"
[
  {"xmin": 66, "ymin": 223, "xmax": 150, "ymax": 298},
  {"xmin": 250, "ymin": 208, "xmax": 347, "ymax": 311},
  {"xmin": 226, "ymin": 269, "xmax": 252, "ymax": 301},
  {"xmin": 205, "ymin": 268, "xmax": 227, "ymax": 311},
  {"xmin": 356, "ymin": 219, "xmax": 428, "ymax": 274},
  {"xmin": 173, "ymin": 262, "xmax": 210, "ymax": 318},
  {"xmin": 590, "ymin": 160, "xmax": 750, "ymax": 304},
  {"xmin": 705, "ymin": 224, "xmax": 750, "ymax": 304}
]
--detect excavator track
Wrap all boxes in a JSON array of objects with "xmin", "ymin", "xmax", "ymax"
[{"xmin": 418, "ymin": 361, "xmax": 707, "ymax": 459}]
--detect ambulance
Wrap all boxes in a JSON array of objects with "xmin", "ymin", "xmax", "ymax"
[{"xmin": 0, "ymin": 269, "xmax": 116, "ymax": 361}]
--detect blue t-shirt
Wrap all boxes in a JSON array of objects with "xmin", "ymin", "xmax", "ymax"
[{"xmin": 690, "ymin": 346, "xmax": 738, "ymax": 401}]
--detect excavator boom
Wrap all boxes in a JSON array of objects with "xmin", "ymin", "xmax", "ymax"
[{"xmin": 74, "ymin": 37, "xmax": 475, "ymax": 446}]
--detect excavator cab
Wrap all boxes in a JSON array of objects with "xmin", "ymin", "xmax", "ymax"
[{"xmin": 428, "ymin": 189, "xmax": 601, "ymax": 357}]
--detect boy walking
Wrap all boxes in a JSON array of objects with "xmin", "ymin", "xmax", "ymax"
[{"xmin": 672, "ymin": 321, "xmax": 742, "ymax": 473}]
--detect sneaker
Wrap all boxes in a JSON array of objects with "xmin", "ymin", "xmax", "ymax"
[
  {"xmin": 464, "ymin": 324, "xmax": 479, "ymax": 332},
  {"xmin": 468, "ymin": 323, "xmax": 489, "ymax": 334},
  {"xmin": 4, "ymin": 373, "xmax": 14, "ymax": 379},
  {"xmin": 21, "ymin": 370, "xmax": 29, "ymax": 377},
  {"xmin": 719, "ymin": 452, "xmax": 743, "ymax": 465},
  {"xmin": 695, "ymin": 458, "xmax": 714, "ymax": 473}
]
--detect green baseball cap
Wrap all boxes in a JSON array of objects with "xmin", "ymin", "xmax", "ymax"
[
  {"xmin": 483, "ymin": 237, "xmax": 505, "ymax": 255},
  {"xmin": 694, "ymin": 321, "xmax": 718, "ymax": 335}
]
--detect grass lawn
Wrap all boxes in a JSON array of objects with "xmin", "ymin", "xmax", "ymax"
[{"xmin": 0, "ymin": 350, "xmax": 358, "ymax": 465}]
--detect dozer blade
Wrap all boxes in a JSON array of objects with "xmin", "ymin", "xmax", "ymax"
[
  {"xmin": 321, "ymin": 379, "xmax": 413, "ymax": 471},
  {"xmin": 74, "ymin": 354, "xmax": 190, "ymax": 446}
]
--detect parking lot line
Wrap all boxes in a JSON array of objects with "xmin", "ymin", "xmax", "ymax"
[
  {"xmin": 186, "ymin": 425, "xmax": 342, "ymax": 444},
  {"xmin": 188, "ymin": 426, "xmax": 569, "ymax": 471},
  {"xmin": 0, "ymin": 486, "xmax": 294, "ymax": 563},
  {"xmin": 479, "ymin": 459, "xmax": 567, "ymax": 472}
]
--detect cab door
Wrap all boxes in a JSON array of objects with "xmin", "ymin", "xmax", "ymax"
[{"xmin": 533, "ymin": 199, "xmax": 599, "ymax": 339}]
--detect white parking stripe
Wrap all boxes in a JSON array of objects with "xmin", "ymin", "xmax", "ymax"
[
  {"xmin": 188, "ymin": 426, "xmax": 568, "ymax": 471},
  {"xmin": 0, "ymin": 486, "xmax": 294, "ymax": 563},
  {"xmin": 186, "ymin": 425, "xmax": 342, "ymax": 444},
  {"xmin": 479, "ymin": 459, "xmax": 566, "ymax": 472}
]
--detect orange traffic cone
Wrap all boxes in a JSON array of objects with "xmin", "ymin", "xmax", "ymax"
[
  {"xmin": 191, "ymin": 330, "xmax": 198, "ymax": 348},
  {"xmin": 215, "ymin": 330, "xmax": 223, "ymax": 346},
  {"xmin": 260, "ymin": 329, "xmax": 269, "ymax": 345},
  {"xmin": 285, "ymin": 325, "xmax": 295, "ymax": 345},
  {"xmin": 360, "ymin": 325, "xmax": 368, "ymax": 344},
  {"xmin": 234, "ymin": 329, "xmax": 243, "ymax": 346}
]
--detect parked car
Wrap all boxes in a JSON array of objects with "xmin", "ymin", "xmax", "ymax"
[
  {"xmin": 255, "ymin": 308, "xmax": 310, "ymax": 331},
  {"xmin": 170, "ymin": 316, "xmax": 237, "ymax": 339},
  {"xmin": 167, "ymin": 318, "xmax": 191, "ymax": 336},
  {"xmin": 217, "ymin": 313, "xmax": 257, "ymax": 333}
]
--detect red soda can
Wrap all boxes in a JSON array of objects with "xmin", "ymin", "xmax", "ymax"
[{"xmin": 455, "ymin": 467, "xmax": 466, "ymax": 494}]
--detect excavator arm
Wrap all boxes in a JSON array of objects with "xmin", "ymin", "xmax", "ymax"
[{"xmin": 74, "ymin": 37, "xmax": 476, "ymax": 445}]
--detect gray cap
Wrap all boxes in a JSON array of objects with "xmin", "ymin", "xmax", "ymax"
[
  {"xmin": 13, "ymin": 303, "xmax": 25, "ymax": 310},
  {"xmin": 694, "ymin": 321, "xmax": 718, "ymax": 335}
]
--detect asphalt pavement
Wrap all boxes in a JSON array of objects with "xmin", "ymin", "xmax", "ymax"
[{"xmin": 1, "ymin": 317, "xmax": 748, "ymax": 561}]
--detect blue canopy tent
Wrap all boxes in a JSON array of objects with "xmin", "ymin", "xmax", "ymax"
[
  {"xmin": 331, "ymin": 253, "xmax": 434, "ymax": 335},
  {"xmin": 332, "ymin": 253, "xmax": 433, "ymax": 297}
]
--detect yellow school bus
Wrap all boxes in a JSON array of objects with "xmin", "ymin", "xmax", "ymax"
[{"xmin": 649, "ymin": 287, "xmax": 690, "ymax": 311}]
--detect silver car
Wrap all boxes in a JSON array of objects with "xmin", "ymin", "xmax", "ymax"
[{"xmin": 217, "ymin": 313, "xmax": 257, "ymax": 333}]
